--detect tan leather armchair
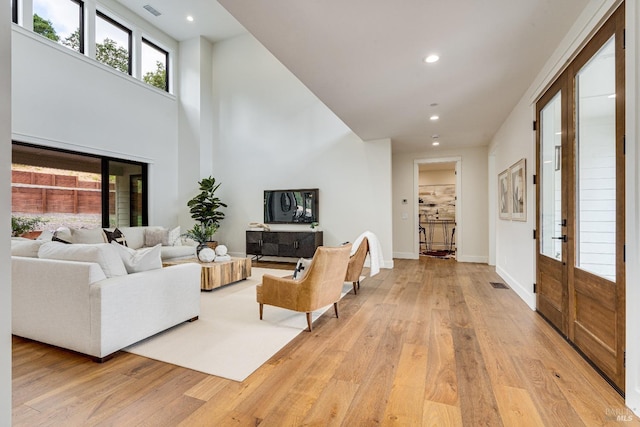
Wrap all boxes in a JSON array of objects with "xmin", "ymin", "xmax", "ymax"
[
  {"xmin": 256, "ymin": 244, "xmax": 352, "ymax": 332},
  {"xmin": 345, "ymin": 238, "xmax": 369, "ymax": 294}
]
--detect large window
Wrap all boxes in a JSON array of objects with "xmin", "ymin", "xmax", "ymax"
[
  {"xmin": 95, "ymin": 11, "xmax": 131, "ymax": 74},
  {"xmin": 11, "ymin": 142, "xmax": 148, "ymax": 233},
  {"xmin": 142, "ymin": 38, "xmax": 168, "ymax": 91},
  {"xmin": 32, "ymin": 0, "xmax": 83, "ymax": 53}
]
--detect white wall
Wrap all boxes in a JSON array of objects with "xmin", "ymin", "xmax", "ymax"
[
  {"xmin": 209, "ymin": 34, "xmax": 393, "ymax": 266},
  {"xmin": 11, "ymin": 26, "xmax": 182, "ymax": 227},
  {"xmin": 178, "ymin": 36, "xmax": 215, "ymax": 228},
  {"xmin": 393, "ymin": 146, "xmax": 488, "ymax": 262},
  {"xmin": 1, "ymin": 2, "xmax": 11, "ymax": 424},
  {"xmin": 488, "ymin": 95, "xmax": 536, "ymax": 308}
]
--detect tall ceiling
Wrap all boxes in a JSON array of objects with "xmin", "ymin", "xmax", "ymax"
[{"xmin": 117, "ymin": 0, "xmax": 590, "ymax": 153}]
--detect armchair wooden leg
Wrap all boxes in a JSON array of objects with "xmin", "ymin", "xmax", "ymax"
[
  {"xmin": 352, "ymin": 282, "xmax": 357, "ymax": 295},
  {"xmin": 259, "ymin": 303, "xmax": 263, "ymax": 320},
  {"xmin": 334, "ymin": 302, "xmax": 339, "ymax": 318},
  {"xmin": 306, "ymin": 312, "xmax": 312, "ymax": 332},
  {"xmin": 357, "ymin": 279, "xmax": 361, "ymax": 290}
]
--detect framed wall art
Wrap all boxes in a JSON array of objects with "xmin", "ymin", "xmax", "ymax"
[
  {"xmin": 498, "ymin": 168, "xmax": 510, "ymax": 220},
  {"xmin": 510, "ymin": 158, "xmax": 526, "ymax": 221}
]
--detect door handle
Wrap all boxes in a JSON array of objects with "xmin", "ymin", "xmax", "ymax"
[{"xmin": 552, "ymin": 235, "xmax": 567, "ymax": 242}]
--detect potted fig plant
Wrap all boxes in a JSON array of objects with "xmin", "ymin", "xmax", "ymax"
[{"xmin": 185, "ymin": 176, "xmax": 227, "ymax": 253}]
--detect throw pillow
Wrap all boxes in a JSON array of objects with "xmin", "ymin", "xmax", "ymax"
[
  {"xmin": 110, "ymin": 242, "xmax": 162, "ymax": 274},
  {"xmin": 53, "ymin": 227, "xmax": 72, "ymax": 243},
  {"xmin": 103, "ymin": 228, "xmax": 128, "ymax": 246},
  {"xmin": 52, "ymin": 231, "xmax": 72, "ymax": 244},
  {"xmin": 167, "ymin": 226, "xmax": 181, "ymax": 246},
  {"xmin": 71, "ymin": 227, "xmax": 108, "ymax": 244},
  {"xmin": 38, "ymin": 242, "xmax": 128, "ymax": 278},
  {"xmin": 144, "ymin": 227, "xmax": 168, "ymax": 247},
  {"xmin": 293, "ymin": 257, "xmax": 312, "ymax": 280},
  {"xmin": 11, "ymin": 239, "xmax": 44, "ymax": 257}
]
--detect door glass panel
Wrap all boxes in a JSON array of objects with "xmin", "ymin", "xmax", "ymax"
[
  {"xmin": 108, "ymin": 161, "xmax": 143, "ymax": 228},
  {"xmin": 540, "ymin": 92, "xmax": 563, "ymax": 260},
  {"xmin": 575, "ymin": 36, "xmax": 616, "ymax": 281}
]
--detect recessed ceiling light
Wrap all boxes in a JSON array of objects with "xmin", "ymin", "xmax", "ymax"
[
  {"xmin": 432, "ymin": 141, "xmax": 440, "ymax": 146},
  {"xmin": 186, "ymin": 15, "xmax": 194, "ymax": 22},
  {"xmin": 430, "ymin": 115, "xmax": 439, "ymax": 121},
  {"xmin": 424, "ymin": 55, "xmax": 440, "ymax": 63}
]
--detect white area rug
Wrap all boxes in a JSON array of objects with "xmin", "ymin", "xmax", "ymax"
[{"xmin": 124, "ymin": 268, "xmax": 352, "ymax": 382}]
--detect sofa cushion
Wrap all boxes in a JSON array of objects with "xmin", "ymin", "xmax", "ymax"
[
  {"xmin": 144, "ymin": 227, "xmax": 168, "ymax": 247},
  {"xmin": 71, "ymin": 228, "xmax": 108, "ymax": 244},
  {"xmin": 11, "ymin": 239, "xmax": 45, "ymax": 257},
  {"xmin": 117, "ymin": 227, "xmax": 146, "ymax": 249},
  {"xmin": 160, "ymin": 245, "xmax": 197, "ymax": 261},
  {"xmin": 103, "ymin": 228, "xmax": 128, "ymax": 246},
  {"xmin": 293, "ymin": 258, "xmax": 312, "ymax": 280},
  {"xmin": 38, "ymin": 242, "xmax": 127, "ymax": 278},
  {"xmin": 110, "ymin": 242, "xmax": 162, "ymax": 274},
  {"xmin": 167, "ymin": 226, "xmax": 181, "ymax": 246},
  {"xmin": 52, "ymin": 231, "xmax": 72, "ymax": 244},
  {"xmin": 36, "ymin": 230, "xmax": 54, "ymax": 241},
  {"xmin": 53, "ymin": 227, "xmax": 72, "ymax": 242}
]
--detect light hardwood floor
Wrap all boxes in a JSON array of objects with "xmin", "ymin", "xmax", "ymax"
[{"xmin": 12, "ymin": 258, "xmax": 639, "ymax": 426}]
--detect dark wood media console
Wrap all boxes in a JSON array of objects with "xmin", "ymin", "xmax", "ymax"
[{"xmin": 246, "ymin": 230, "xmax": 323, "ymax": 259}]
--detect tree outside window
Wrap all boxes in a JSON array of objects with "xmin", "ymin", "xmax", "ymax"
[
  {"xmin": 142, "ymin": 38, "xmax": 168, "ymax": 91},
  {"xmin": 32, "ymin": 0, "xmax": 82, "ymax": 52}
]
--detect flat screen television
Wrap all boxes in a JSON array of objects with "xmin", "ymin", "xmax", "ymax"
[{"xmin": 264, "ymin": 189, "xmax": 319, "ymax": 224}]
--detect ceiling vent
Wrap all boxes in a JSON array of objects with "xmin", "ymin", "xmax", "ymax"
[{"xmin": 143, "ymin": 4, "xmax": 162, "ymax": 17}]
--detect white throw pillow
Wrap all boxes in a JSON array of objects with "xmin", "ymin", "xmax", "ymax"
[
  {"xmin": 11, "ymin": 239, "xmax": 44, "ymax": 257},
  {"xmin": 167, "ymin": 226, "xmax": 181, "ymax": 246},
  {"xmin": 71, "ymin": 227, "xmax": 108, "ymax": 244},
  {"xmin": 111, "ymin": 242, "xmax": 162, "ymax": 274},
  {"xmin": 38, "ymin": 242, "xmax": 127, "ymax": 278},
  {"xmin": 36, "ymin": 230, "xmax": 54, "ymax": 241},
  {"xmin": 293, "ymin": 257, "xmax": 312, "ymax": 280}
]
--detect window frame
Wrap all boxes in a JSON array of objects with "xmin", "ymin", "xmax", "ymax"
[
  {"xmin": 12, "ymin": 141, "xmax": 148, "ymax": 228},
  {"xmin": 141, "ymin": 37, "xmax": 169, "ymax": 92},
  {"xmin": 95, "ymin": 10, "xmax": 133, "ymax": 75},
  {"xmin": 12, "ymin": 0, "xmax": 18, "ymax": 24}
]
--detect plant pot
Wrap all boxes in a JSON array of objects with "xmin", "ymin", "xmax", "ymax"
[
  {"xmin": 196, "ymin": 243, "xmax": 208, "ymax": 255},
  {"xmin": 206, "ymin": 241, "xmax": 218, "ymax": 250}
]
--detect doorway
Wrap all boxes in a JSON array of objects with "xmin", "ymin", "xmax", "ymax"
[
  {"xmin": 535, "ymin": 4, "xmax": 625, "ymax": 392},
  {"xmin": 415, "ymin": 158, "xmax": 461, "ymax": 259}
]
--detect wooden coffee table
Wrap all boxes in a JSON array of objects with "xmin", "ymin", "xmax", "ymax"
[{"xmin": 163, "ymin": 257, "xmax": 252, "ymax": 291}]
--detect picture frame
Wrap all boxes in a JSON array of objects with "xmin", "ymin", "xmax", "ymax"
[
  {"xmin": 498, "ymin": 168, "xmax": 510, "ymax": 220},
  {"xmin": 510, "ymin": 158, "xmax": 526, "ymax": 221}
]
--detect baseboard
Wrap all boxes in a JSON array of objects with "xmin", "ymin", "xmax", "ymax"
[
  {"xmin": 495, "ymin": 265, "xmax": 536, "ymax": 310},
  {"xmin": 456, "ymin": 255, "xmax": 488, "ymax": 263},
  {"xmin": 394, "ymin": 252, "xmax": 419, "ymax": 260}
]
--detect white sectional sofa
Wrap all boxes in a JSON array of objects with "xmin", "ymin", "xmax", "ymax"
[{"xmin": 11, "ymin": 239, "xmax": 201, "ymax": 361}]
